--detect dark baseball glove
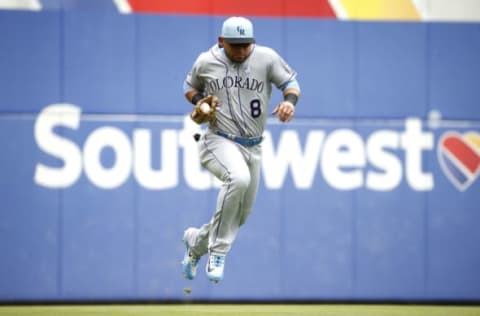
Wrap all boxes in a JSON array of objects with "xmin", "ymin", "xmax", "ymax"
[{"xmin": 190, "ymin": 95, "xmax": 219, "ymax": 125}]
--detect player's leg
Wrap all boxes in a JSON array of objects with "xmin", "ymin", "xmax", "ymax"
[
  {"xmin": 195, "ymin": 132, "xmax": 251, "ymax": 281},
  {"xmin": 183, "ymin": 223, "xmax": 210, "ymax": 257},
  {"xmin": 199, "ymin": 133, "xmax": 251, "ymax": 254},
  {"xmin": 181, "ymin": 222, "xmax": 212, "ymax": 280},
  {"xmin": 239, "ymin": 146, "xmax": 261, "ymax": 226}
]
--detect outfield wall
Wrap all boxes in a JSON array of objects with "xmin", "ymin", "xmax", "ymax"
[{"xmin": 0, "ymin": 11, "xmax": 479, "ymax": 302}]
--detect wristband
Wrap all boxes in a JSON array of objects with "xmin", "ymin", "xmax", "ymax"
[
  {"xmin": 284, "ymin": 93, "xmax": 298, "ymax": 106},
  {"xmin": 191, "ymin": 93, "xmax": 204, "ymax": 105}
]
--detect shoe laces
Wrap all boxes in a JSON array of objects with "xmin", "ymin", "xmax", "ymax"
[{"xmin": 210, "ymin": 254, "xmax": 225, "ymax": 267}]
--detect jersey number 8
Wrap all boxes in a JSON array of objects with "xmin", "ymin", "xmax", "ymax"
[{"xmin": 250, "ymin": 99, "xmax": 261, "ymax": 118}]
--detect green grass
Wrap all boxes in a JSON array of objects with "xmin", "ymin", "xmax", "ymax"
[{"xmin": 0, "ymin": 304, "xmax": 479, "ymax": 316}]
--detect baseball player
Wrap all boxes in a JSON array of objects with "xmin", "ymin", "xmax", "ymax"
[{"xmin": 182, "ymin": 16, "xmax": 300, "ymax": 283}]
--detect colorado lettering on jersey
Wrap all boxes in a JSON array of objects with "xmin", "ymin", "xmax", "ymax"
[{"xmin": 207, "ymin": 76, "xmax": 264, "ymax": 94}]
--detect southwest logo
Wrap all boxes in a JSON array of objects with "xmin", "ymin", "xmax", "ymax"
[{"xmin": 438, "ymin": 131, "xmax": 480, "ymax": 191}]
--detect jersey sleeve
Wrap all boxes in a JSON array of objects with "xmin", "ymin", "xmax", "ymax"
[
  {"xmin": 183, "ymin": 54, "xmax": 206, "ymax": 93},
  {"xmin": 269, "ymin": 49, "xmax": 297, "ymax": 90}
]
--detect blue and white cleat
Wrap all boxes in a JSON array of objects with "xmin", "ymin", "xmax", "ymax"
[
  {"xmin": 206, "ymin": 253, "xmax": 226, "ymax": 283},
  {"xmin": 181, "ymin": 240, "xmax": 200, "ymax": 280}
]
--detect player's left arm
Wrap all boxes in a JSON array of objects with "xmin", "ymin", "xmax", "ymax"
[{"xmin": 272, "ymin": 79, "xmax": 301, "ymax": 123}]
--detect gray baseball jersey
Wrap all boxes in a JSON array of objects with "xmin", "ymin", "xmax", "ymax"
[{"xmin": 185, "ymin": 43, "xmax": 297, "ymax": 137}]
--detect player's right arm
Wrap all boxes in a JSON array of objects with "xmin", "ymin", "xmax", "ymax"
[
  {"xmin": 185, "ymin": 88, "xmax": 202, "ymax": 105},
  {"xmin": 184, "ymin": 63, "xmax": 220, "ymax": 125},
  {"xmin": 183, "ymin": 52, "xmax": 208, "ymax": 106}
]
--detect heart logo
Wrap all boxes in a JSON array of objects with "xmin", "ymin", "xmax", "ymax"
[{"xmin": 437, "ymin": 131, "xmax": 480, "ymax": 191}]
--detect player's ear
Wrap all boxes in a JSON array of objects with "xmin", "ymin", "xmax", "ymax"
[{"xmin": 218, "ymin": 37, "xmax": 224, "ymax": 48}]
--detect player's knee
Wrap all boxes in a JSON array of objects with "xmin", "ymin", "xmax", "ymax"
[{"xmin": 228, "ymin": 171, "xmax": 251, "ymax": 192}]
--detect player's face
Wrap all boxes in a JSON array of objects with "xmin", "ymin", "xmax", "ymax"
[{"xmin": 221, "ymin": 40, "xmax": 253, "ymax": 63}]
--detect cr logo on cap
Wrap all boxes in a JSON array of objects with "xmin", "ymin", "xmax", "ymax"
[{"xmin": 237, "ymin": 26, "xmax": 245, "ymax": 35}]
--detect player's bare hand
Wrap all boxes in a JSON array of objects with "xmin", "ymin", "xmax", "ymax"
[{"xmin": 272, "ymin": 101, "xmax": 295, "ymax": 122}]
